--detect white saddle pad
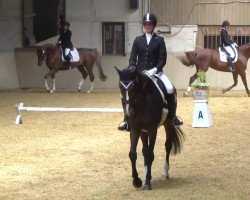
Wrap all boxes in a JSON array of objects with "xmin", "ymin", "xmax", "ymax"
[
  {"xmin": 61, "ymin": 48, "xmax": 80, "ymax": 62},
  {"xmin": 218, "ymin": 44, "xmax": 238, "ymax": 63}
]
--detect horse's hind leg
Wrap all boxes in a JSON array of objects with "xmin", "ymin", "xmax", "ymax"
[
  {"xmin": 86, "ymin": 65, "xmax": 95, "ymax": 93},
  {"xmin": 184, "ymin": 72, "xmax": 199, "ymax": 96},
  {"xmin": 129, "ymin": 132, "xmax": 142, "ymax": 189},
  {"xmin": 222, "ymin": 72, "xmax": 238, "ymax": 94},
  {"xmin": 163, "ymin": 123, "xmax": 173, "ymax": 179}
]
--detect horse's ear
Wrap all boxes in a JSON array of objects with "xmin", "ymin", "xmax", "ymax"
[{"xmin": 114, "ymin": 66, "xmax": 122, "ymax": 77}]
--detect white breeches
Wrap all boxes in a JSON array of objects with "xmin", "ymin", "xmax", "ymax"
[
  {"xmin": 65, "ymin": 48, "xmax": 70, "ymax": 56},
  {"xmin": 154, "ymin": 72, "xmax": 174, "ymax": 94},
  {"xmin": 224, "ymin": 45, "xmax": 236, "ymax": 58}
]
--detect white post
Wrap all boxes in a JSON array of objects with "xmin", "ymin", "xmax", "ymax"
[{"xmin": 15, "ymin": 103, "xmax": 24, "ymax": 124}]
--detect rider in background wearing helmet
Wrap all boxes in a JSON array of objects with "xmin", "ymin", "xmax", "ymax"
[
  {"xmin": 58, "ymin": 21, "xmax": 74, "ymax": 68},
  {"xmin": 220, "ymin": 20, "xmax": 238, "ymax": 72},
  {"xmin": 118, "ymin": 13, "xmax": 183, "ymax": 131}
]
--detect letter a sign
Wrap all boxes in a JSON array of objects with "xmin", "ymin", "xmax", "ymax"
[{"xmin": 192, "ymin": 100, "xmax": 213, "ymax": 127}]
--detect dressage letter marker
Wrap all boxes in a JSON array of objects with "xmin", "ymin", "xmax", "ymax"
[
  {"xmin": 15, "ymin": 103, "xmax": 123, "ymax": 125},
  {"xmin": 192, "ymin": 99, "xmax": 213, "ymax": 128}
]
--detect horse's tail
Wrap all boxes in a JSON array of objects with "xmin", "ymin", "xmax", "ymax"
[
  {"xmin": 172, "ymin": 126, "xmax": 185, "ymax": 154},
  {"xmin": 177, "ymin": 52, "xmax": 196, "ymax": 67},
  {"xmin": 94, "ymin": 51, "xmax": 107, "ymax": 81}
]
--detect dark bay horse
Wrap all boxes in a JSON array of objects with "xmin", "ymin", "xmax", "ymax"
[
  {"xmin": 115, "ymin": 66, "xmax": 184, "ymax": 190},
  {"xmin": 36, "ymin": 44, "xmax": 107, "ymax": 93},
  {"xmin": 178, "ymin": 43, "xmax": 250, "ymax": 96}
]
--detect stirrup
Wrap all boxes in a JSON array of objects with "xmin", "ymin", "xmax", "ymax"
[
  {"xmin": 118, "ymin": 121, "xmax": 130, "ymax": 132},
  {"xmin": 173, "ymin": 116, "xmax": 183, "ymax": 127}
]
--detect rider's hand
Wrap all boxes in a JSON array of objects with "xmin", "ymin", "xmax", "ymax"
[
  {"xmin": 144, "ymin": 67, "xmax": 157, "ymax": 77},
  {"xmin": 233, "ymin": 42, "xmax": 238, "ymax": 47}
]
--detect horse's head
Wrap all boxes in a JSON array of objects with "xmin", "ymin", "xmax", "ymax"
[
  {"xmin": 36, "ymin": 47, "xmax": 46, "ymax": 66},
  {"xmin": 115, "ymin": 66, "xmax": 149, "ymax": 116}
]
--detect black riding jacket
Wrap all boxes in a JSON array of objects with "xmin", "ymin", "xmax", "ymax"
[
  {"xmin": 58, "ymin": 29, "xmax": 73, "ymax": 50},
  {"xmin": 129, "ymin": 33, "xmax": 167, "ymax": 72},
  {"xmin": 220, "ymin": 28, "xmax": 234, "ymax": 47}
]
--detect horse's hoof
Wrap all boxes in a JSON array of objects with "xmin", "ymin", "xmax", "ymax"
[
  {"xmin": 143, "ymin": 184, "xmax": 152, "ymax": 190},
  {"xmin": 78, "ymin": 89, "xmax": 81, "ymax": 92},
  {"xmin": 87, "ymin": 90, "xmax": 91, "ymax": 93},
  {"xmin": 50, "ymin": 90, "xmax": 54, "ymax": 93},
  {"xmin": 132, "ymin": 177, "xmax": 142, "ymax": 188}
]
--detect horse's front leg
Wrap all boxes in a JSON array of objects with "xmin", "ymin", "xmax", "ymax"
[
  {"xmin": 50, "ymin": 74, "xmax": 56, "ymax": 93},
  {"xmin": 129, "ymin": 130, "xmax": 142, "ymax": 188},
  {"xmin": 222, "ymin": 72, "xmax": 238, "ymax": 94},
  {"xmin": 141, "ymin": 129, "xmax": 157, "ymax": 190},
  {"xmin": 77, "ymin": 66, "xmax": 88, "ymax": 92},
  {"xmin": 44, "ymin": 72, "xmax": 52, "ymax": 92},
  {"xmin": 239, "ymin": 71, "xmax": 250, "ymax": 97}
]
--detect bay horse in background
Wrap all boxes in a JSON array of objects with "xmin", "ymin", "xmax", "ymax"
[
  {"xmin": 178, "ymin": 43, "xmax": 250, "ymax": 97},
  {"xmin": 115, "ymin": 66, "xmax": 184, "ymax": 190},
  {"xmin": 36, "ymin": 44, "xmax": 107, "ymax": 93}
]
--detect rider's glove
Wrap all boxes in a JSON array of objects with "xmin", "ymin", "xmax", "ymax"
[
  {"xmin": 233, "ymin": 42, "xmax": 238, "ymax": 47},
  {"xmin": 144, "ymin": 67, "xmax": 157, "ymax": 77}
]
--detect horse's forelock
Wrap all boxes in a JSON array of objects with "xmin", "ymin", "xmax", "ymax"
[{"xmin": 120, "ymin": 68, "xmax": 136, "ymax": 83}]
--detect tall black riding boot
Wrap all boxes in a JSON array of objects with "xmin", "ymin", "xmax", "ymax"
[
  {"xmin": 118, "ymin": 98, "xmax": 130, "ymax": 131},
  {"xmin": 227, "ymin": 57, "xmax": 234, "ymax": 72},
  {"xmin": 63, "ymin": 55, "xmax": 71, "ymax": 68},
  {"xmin": 166, "ymin": 93, "xmax": 183, "ymax": 126}
]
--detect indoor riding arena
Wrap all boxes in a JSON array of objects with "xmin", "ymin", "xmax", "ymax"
[{"xmin": 0, "ymin": 1, "xmax": 249, "ymax": 200}]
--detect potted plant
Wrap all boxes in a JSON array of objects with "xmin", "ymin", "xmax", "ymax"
[{"xmin": 192, "ymin": 70, "xmax": 210, "ymax": 100}]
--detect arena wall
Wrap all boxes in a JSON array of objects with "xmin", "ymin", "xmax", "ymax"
[{"xmin": 15, "ymin": 46, "xmax": 250, "ymax": 91}]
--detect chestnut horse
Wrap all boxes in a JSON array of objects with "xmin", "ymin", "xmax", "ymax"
[
  {"xmin": 115, "ymin": 66, "xmax": 184, "ymax": 190},
  {"xmin": 178, "ymin": 43, "xmax": 250, "ymax": 97},
  {"xmin": 36, "ymin": 44, "xmax": 107, "ymax": 93}
]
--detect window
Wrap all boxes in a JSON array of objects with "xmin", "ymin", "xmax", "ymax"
[
  {"xmin": 102, "ymin": 22, "xmax": 125, "ymax": 55},
  {"xmin": 204, "ymin": 35, "xmax": 221, "ymax": 50},
  {"xmin": 22, "ymin": 0, "xmax": 65, "ymax": 46},
  {"xmin": 233, "ymin": 36, "xmax": 250, "ymax": 46},
  {"xmin": 204, "ymin": 35, "xmax": 250, "ymax": 50}
]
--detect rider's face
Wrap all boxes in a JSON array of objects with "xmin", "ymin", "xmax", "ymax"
[
  {"xmin": 143, "ymin": 22, "xmax": 155, "ymax": 34},
  {"xmin": 63, "ymin": 25, "xmax": 69, "ymax": 32}
]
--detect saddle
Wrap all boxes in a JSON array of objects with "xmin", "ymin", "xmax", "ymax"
[
  {"xmin": 218, "ymin": 44, "xmax": 238, "ymax": 63},
  {"xmin": 148, "ymin": 75, "xmax": 169, "ymax": 127},
  {"xmin": 61, "ymin": 48, "xmax": 80, "ymax": 62}
]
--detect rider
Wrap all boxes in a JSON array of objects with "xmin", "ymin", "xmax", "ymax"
[
  {"xmin": 58, "ymin": 21, "xmax": 73, "ymax": 68},
  {"xmin": 118, "ymin": 13, "xmax": 183, "ymax": 131},
  {"xmin": 220, "ymin": 20, "xmax": 237, "ymax": 72}
]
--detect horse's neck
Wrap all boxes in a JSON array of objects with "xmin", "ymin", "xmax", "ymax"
[
  {"xmin": 137, "ymin": 81, "xmax": 161, "ymax": 106},
  {"xmin": 240, "ymin": 44, "xmax": 250, "ymax": 59},
  {"xmin": 44, "ymin": 45, "xmax": 59, "ymax": 61}
]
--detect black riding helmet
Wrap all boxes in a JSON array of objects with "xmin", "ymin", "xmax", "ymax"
[
  {"xmin": 142, "ymin": 13, "xmax": 157, "ymax": 27},
  {"xmin": 64, "ymin": 21, "xmax": 70, "ymax": 27},
  {"xmin": 222, "ymin": 20, "xmax": 230, "ymax": 27}
]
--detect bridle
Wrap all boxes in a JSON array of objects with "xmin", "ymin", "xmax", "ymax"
[
  {"xmin": 120, "ymin": 79, "xmax": 136, "ymax": 116},
  {"xmin": 37, "ymin": 49, "xmax": 46, "ymax": 66}
]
